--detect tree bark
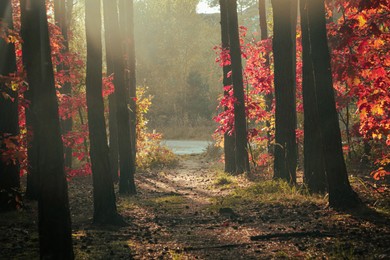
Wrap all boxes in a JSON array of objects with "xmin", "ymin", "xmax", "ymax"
[
  {"xmin": 219, "ymin": 0, "xmax": 236, "ymax": 174},
  {"xmin": 102, "ymin": 0, "xmax": 120, "ymax": 182},
  {"xmin": 304, "ymin": 0, "xmax": 360, "ymax": 208},
  {"xmin": 0, "ymin": 0, "xmax": 20, "ymax": 211},
  {"xmin": 20, "ymin": 0, "xmax": 74, "ymax": 258},
  {"xmin": 54, "ymin": 0, "xmax": 73, "ymax": 169},
  {"xmin": 85, "ymin": 0, "xmax": 123, "ymax": 225},
  {"xmin": 258, "ymin": 0, "xmax": 273, "ymax": 154},
  {"xmin": 271, "ymin": 0, "xmax": 297, "ymax": 183},
  {"xmin": 117, "ymin": 0, "xmax": 136, "ymax": 194},
  {"xmin": 124, "ymin": 0, "xmax": 137, "ymax": 166},
  {"xmin": 226, "ymin": 0, "xmax": 250, "ymax": 174},
  {"xmin": 300, "ymin": 0, "xmax": 327, "ymax": 193}
]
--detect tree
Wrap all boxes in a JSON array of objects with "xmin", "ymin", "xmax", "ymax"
[
  {"xmin": 102, "ymin": 0, "xmax": 121, "ymax": 182},
  {"xmin": 54, "ymin": 0, "xmax": 73, "ymax": 169},
  {"xmin": 20, "ymin": 0, "xmax": 74, "ymax": 257},
  {"xmin": 0, "ymin": 0, "xmax": 20, "ymax": 211},
  {"xmin": 258, "ymin": 0, "xmax": 273, "ymax": 153},
  {"xmin": 303, "ymin": 0, "xmax": 360, "ymax": 208},
  {"xmin": 219, "ymin": 0, "xmax": 236, "ymax": 173},
  {"xmin": 271, "ymin": 0, "xmax": 297, "ymax": 183},
  {"xmin": 300, "ymin": 0, "xmax": 327, "ymax": 193},
  {"xmin": 226, "ymin": 0, "xmax": 250, "ymax": 174},
  {"xmin": 121, "ymin": 0, "xmax": 137, "ymax": 167},
  {"xmin": 117, "ymin": 0, "xmax": 136, "ymax": 195},
  {"xmin": 85, "ymin": 0, "xmax": 124, "ymax": 224}
]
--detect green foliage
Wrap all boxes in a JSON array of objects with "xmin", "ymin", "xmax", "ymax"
[{"xmin": 135, "ymin": 86, "xmax": 179, "ymax": 170}]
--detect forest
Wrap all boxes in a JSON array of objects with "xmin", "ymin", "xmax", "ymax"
[{"xmin": 0, "ymin": 0, "xmax": 389, "ymax": 259}]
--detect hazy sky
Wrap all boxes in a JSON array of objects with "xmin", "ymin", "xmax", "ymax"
[{"xmin": 196, "ymin": 1, "xmax": 220, "ymax": 14}]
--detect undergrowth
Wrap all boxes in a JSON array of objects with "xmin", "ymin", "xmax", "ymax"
[
  {"xmin": 210, "ymin": 179, "xmax": 325, "ymax": 210},
  {"xmin": 135, "ymin": 87, "xmax": 179, "ymax": 170}
]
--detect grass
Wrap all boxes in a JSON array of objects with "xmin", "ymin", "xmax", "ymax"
[
  {"xmin": 209, "ymin": 179, "xmax": 325, "ymax": 211},
  {"xmin": 119, "ymin": 194, "xmax": 188, "ymax": 214},
  {"xmin": 213, "ymin": 171, "xmax": 236, "ymax": 187}
]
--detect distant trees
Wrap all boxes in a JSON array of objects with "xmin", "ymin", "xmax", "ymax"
[
  {"xmin": 85, "ymin": 0, "xmax": 123, "ymax": 224},
  {"xmin": 271, "ymin": 0, "xmax": 297, "ymax": 183},
  {"xmin": 0, "ymin": 0, "xmax": 20, "ymax": 211},
  {"xmin": 20, "ymin": 0, "xmax": 74, "ymax": 257},
  {"xmin": 54, "ymin": 0, "xmax": 73, "ymax": 169}
]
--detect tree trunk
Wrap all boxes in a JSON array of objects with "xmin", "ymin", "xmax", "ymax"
[
  {"xmin": 305, "ymin": 0, "xmax": 360, "ymax": 208},
  {"xmin": 102, "ymin": 0, "xmax": 120, "ymax": 182},
  {"xmin": 54, "ymin": 0, "xmax": 73, "ymax": 169},
  {"xmin": 0, "ymin": 0, "xmax": 20, "ymax": 211},
  {"xmin": 300, "ymin": 0, "xmax": 327, "ymax": 193},
  {"xmin": 258, "ymin": 0, "xmax": 273, "ymax": 154},
  {"xmin": 123, "ymin": 0, "xmax": 137, "ymax": 166},
  {"xmin": 226, "ymin": 0, "xmax": 250, "ymax": 174},
  {"xmin": 271, "ymin": 0, "xmax": 297, "ymax": 183},
  {"xmin": 85, "ymin": 0, "xmax": 123, "ymax": 225},
  {"xmin": 118, "ymin": 0, "xmax": 136, "ymax": 194},
  {"xmin": 219, "ymin": 0, "xmax": 236, "ymax": 174},
  {"xmin": 20, "ymin": 0, "xmax": 74, "ymax": 258}
]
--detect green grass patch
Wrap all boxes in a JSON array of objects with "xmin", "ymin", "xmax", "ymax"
[
  {"xmin": 209, "ymin": 179, "xmax": 324, "ymax": 210},
  {"xmin": 214, "ymin": 172, "xmax": 235, "ymax": 187}
]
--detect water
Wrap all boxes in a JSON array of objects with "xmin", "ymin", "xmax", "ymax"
[{"xmin": 161, "ymin": 140, "xmax": 211, "ymax": 155}]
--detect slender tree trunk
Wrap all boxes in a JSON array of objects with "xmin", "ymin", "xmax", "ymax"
[
  {"xmin": 226, "ymin": 0, "xmax": 250, "ymax": 174},
  {"xmin": 220, "ymin": 0, "xmax": 236, "ymax": 174},
  {"xmin": 85, "ymin": 0, "xmax": 124, "ymax": 225},
  {"xmin": 271, "ymin": 0, "xmax": 297, "ymax": 183},
  {"xmin": 300, "ymin": 0, "xmax": 327, "ymax": 193},
  {"xmin": 0, "ymin": 0, "xmax": 20, "ymax": 211},
  {"xmin": 102, "ymin": 0, "xmax": 119, "ymax": 182},
  {"xmin": 124, "ymin": 0, "xmax": 137, "ymax": 166},
  {"xmin": 20, "ymin": 0, "xmax": 74, "ymax": 258},
  {"xmin": 54, "ymin": 0, "xmax": 73, "ymax": 169},
  {"xmin": 305, "ymin": 0, "xmax": 360, "ymax": 208},
  {"xmin": 258, "ymin": 0, "xmax": 273, "ymax": 154},
  {"xmin": 118, "ymin": 0, "xmax": 136, "ymax": 194}
]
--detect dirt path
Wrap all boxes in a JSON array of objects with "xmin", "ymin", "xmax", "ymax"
[{"xmin": 1, "ymin": 155, "xmax": 390, "ymax": 259}]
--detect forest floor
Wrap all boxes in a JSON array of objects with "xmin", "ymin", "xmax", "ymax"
[{"xmin": 1, "ymin": 154, "xmax": 390, "ymax": 259}]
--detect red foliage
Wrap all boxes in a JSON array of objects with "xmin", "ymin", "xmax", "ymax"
[{"xmin": 214, "ymin": 1, "xmax": 389, "ymax": 178}]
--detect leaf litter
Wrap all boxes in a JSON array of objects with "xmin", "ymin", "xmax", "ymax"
[{"xmin": 1, "ymin": 154, "xmax": 390, "ymax": 259}]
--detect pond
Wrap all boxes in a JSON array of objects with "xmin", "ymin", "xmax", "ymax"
[{"xmin": 161, "ymin": 140, "xmax": 211, "ymax": 155}]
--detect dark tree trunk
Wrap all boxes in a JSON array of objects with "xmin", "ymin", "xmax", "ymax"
[
  {"xmin": 85, "ymin": 0, "xmax": 123, "ymax": 225},
  {"xmin": 258, "ymin": 0, "xmax": 273, "ymax": 154},
  {"xmin": 25, "ymin": 107, "xmax": 39, "ymax": 200},
  {"xmin": 117, "ymin": 0, "xmax": 136, "ymax": 195},
  {"xmin": 300, "ymin": 0, "xmax": 327, "ymax": 193},
  {"xmin": 0, "ymin": 0, "xmax": 20, "ymax": 211},
  {"xmin": 108, "ymin": 96, "xmax": 119, "ymax": 182},
  {"xmin": 305, "ymin": 0, "xmax": 360, "ymax": 208},
  {"xmin": 54, "ymin": 0, "xmax": 73, "ymax": 169},
  {"xmin": 219, "ymin": 0, "xmax": 236, "ymax": 174},
  {"xmin": 102, "ymin": 0, "xmax": 120, "ymax": 182},
  {"xmin": 123, "ymin": 0, "xmax": 137, "ymax": 166},
  {"xmin": 271, "ymin": 0, "xmax": 297, "ymax": 183},
  {"xmin": 20, "ymin": 0, "xmax": 74, "ymax": 258},
  {"xmin": 226, "ymin": 0, "xmax": 250, "ymax": 174}
]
